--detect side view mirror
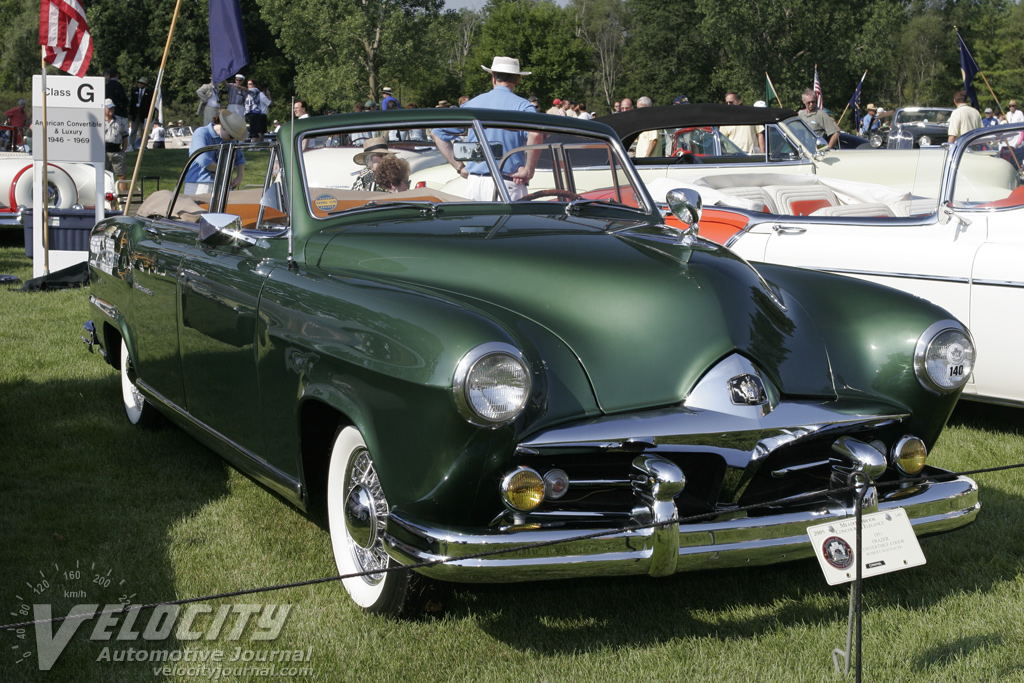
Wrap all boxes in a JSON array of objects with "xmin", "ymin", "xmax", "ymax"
[
  {"xmin": 666, "ymin": 188, "xmax": 702, "ymax": 242},
  {"xmin": 453, "ymin": 141, "xmax": 504, "ymax": 162},
  {"xmin": 198, "ymin": 213, "xmax": 258, "ymax": 246}
]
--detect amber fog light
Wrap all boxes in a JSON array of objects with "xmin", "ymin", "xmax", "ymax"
[
  {"xmin": 500, "ymin": 468, "xmax": 544, "ymax": 512},
  {"xmin": 893, "ymin": 436, "xmax": 927, "ymax": 475}
]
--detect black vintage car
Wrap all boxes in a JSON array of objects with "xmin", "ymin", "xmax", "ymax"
[{"xmin": 884, "ymin": 107, "xmax": 953, "ymax": 149}]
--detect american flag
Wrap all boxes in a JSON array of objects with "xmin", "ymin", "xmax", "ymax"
[
  {"xmin": 39, "ymin": 0, "xmax": 92, "ymax": 78},
  {"xmin": 813, "ymin": 67, "xmax": 823, "ymax": 109}
]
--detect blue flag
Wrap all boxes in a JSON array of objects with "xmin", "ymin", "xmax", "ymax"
[
  {"xmin": 958, "ymin": 31, "xmax": 980, "ymax": 110},
  {"xmin": 210, "ymin": 0, "xmax": 248, "ymax": 86},
  {"xmin": 848, "ymin": 74, "xmax": 864, "ymax": 133}
]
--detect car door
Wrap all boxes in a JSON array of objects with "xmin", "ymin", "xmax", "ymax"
[
  {"xmin": 174, "ymin": 144, "xmax": 287, "ymax": 454},
  {"xmin": 129, "ymin": 217, "xmax": 198, "ymax": 410}
]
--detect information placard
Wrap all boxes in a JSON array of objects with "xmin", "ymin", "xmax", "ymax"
[
  {"xmin": 31, "ymin": 75, "xmax": 104, "ymax": 163},
  {"xmin": 807, "ymin": 508, "xmax": 926, "ymax": 586}
]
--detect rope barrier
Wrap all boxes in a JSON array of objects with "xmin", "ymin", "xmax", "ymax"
[{"xmin": 3, "ymin": 460, "xmax": 1022, "ymax": 632}]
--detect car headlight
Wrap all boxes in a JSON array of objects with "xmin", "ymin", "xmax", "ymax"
[
  {"xmin": 919, "ymin": 135, "xmax": 932, "ymax": 147},
  {"xmin": 914, "ymin": 320, "xmax": 975, "ymax": 393},
  {"xmin": 453, "ymin": 342, "xmax": 532, "ymax": 427}
]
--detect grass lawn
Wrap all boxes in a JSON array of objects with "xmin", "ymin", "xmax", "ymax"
[{"xmin": 0, "ymin": 236, "xmax": 1022, "ymax": 682}]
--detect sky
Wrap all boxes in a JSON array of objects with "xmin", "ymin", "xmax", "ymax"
[{"xmin": 445, "ymin": 0, "xmax": 486, "ymax": 9}]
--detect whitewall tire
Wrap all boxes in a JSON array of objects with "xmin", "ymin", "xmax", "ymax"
[
  {"xmin": 120, "ymin": 341, "xmax": 158, "ymax": 427},
  {"xmin": 327, "ymin": 426, "xmax": 442, "ymax": 617}
]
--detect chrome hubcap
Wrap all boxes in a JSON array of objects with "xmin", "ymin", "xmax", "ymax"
[{"xmin": 345, "ymin": 448, "xmax": 389, "ymax": 583}]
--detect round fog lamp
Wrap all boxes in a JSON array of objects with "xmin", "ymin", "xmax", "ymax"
[
  {"xmin": 543, "ymin": 469, "xmax": 569, "ymax": 500},
  {"xmin": 893, "ymin": 436, "xmax": 927, "ymax": 475},
  {"xmin": 501, "ymin": 468, "xmax": 544, "ymax": 512}
]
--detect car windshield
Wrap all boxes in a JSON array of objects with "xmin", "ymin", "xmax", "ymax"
[
  {"xmin": 896, "ymin": 109, "xmax": 951, "ymax": 126},
  {"xmin": 298, "ymin": 121, "xmax": 649, "ymax": 218},
  {"xmin": 781, "ymin": 117, "xmax": 822, "ymax": 154}
]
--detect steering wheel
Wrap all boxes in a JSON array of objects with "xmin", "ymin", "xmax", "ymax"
[
  {"xmin": 674, "ymin": 151, "xmax": 703, "ymax": 164},
  {"xmin": 517, "ymin": 188, "xmax": 581, "ymax": 202}
]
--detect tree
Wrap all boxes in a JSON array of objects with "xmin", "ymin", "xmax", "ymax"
[
  {"xmin": 468, "ymin": 0, "xmax": 591, "ymax": 104},
  {"xmin": 569, "ymin": 0, "xmax": 625, "ymax": 112},
  {"xmin": 618, "ymin": 0, "xmax": 715, "ymax": 105},
  {"xmin": 259, "ymin": 0, "xmax": 443, "ymax": 111},
  {"xmin": 0, "ymin": 0, "xmax": 40, "ymax": 92}
]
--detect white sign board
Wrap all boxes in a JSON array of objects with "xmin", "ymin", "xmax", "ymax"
[
  {"xmin": 807, "ymin": 508, "xmax": 926, "ymax": 586},
  {"xmin": 32, "ymin": 76, "xmax": 104, "ymax": 163},
  {"xmin": 30, "ymin": 75, "xmax": 105, "ymax": 277}
]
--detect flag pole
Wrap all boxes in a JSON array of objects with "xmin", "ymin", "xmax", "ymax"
[
  {"xmin": 836, "ymin": 70, "xmax": 867, "ymax": 128},
  {"xmin": 765, "ymin": 72, "xmax": 781, "ymax": 107},
  {"xmin": 124, "ymin": 0, "xmax": 183, "ymax": 213},
  {"xmin": 40, "ymin": 48, "xmax": 50, "ymax": 274}
]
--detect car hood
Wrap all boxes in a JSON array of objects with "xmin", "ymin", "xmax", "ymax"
[{"xmin": 315, "ymin": 212, "xmax": 835, "ymax": 413}]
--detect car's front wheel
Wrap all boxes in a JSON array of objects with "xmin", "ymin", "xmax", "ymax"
[
  {"xmin": 327, "ymin": 426, "xmax": 442, "ymax": 617},
  {"xmin": 120, "ymin": 341, "xmax": 159, "ymax": 427}
]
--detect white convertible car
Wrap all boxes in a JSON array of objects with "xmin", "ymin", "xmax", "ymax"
[
  {"xmin": 661, "ymin": 119, "xmax": 1024, "ymax": 408},
  {"xmin": 0, "ymin": 151, "xmax": 116, "ymax": 227}
]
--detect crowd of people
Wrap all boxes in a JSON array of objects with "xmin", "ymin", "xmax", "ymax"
[{"xmin": 2, "ymin": 58, "xmax": 1013, "ymax": 191}]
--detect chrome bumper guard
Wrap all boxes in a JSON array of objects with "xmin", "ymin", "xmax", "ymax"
[{"xmin": 385, "ymin": 466, "xmax": 980, "ymax": 583}]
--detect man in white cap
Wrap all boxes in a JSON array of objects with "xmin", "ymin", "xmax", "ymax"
[
  {"xmin": 103, "ymin": 99, "xmax": 127, "ymax": 180},
  {"xmin": 184, "ymin": 109, "xmax": 248, "ymax": 195},
  {"xmin": 430, "ymin": 56, "xmax": 543, "ymax": 201},
  {"xmin": 381, "ymin": 87, "xmax": 400, "ymax": 111},
  {"xmin": 982, "ymin": 107, "xmax": 997, "ymax": 127},
  {"xmin": 227, "ymin": 74, "xmax": 247, "ymax": 118}
]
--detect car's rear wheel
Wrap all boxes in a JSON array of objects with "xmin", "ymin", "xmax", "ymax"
[
  {"xmin": 327, "ymin": 426, "xmax": 444, "ymax": 617},
  {"xmin": 120, "ymin": 341, "xmax": 159, "ymax": 427}
]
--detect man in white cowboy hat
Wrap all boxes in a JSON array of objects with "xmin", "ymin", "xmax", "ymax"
[
  {"xmin": 184, "ymin": 109, "xmax": 248, "ymax": 195},
  {"xmin": 350, "ymin": 137, "xmax": 398, "ymax": 191},
  {"xmin": 430, "ymin": 56, "xmax": 544, "ymax": 201}
]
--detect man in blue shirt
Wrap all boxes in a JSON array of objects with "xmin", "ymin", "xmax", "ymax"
[
  {"xmin": 859, "ymin": 103, "xmax": 880, "ymax": 136},
  {"xmin": 381, "ymin": 87, "xmax": 401, "ymax": 110},
  {"xmin": 184, "ymin": 109, "xmax": 248, "ymax": 195},
  {"xmin": 430, "ymin": 56, "xmax": 543, "ymax": 201}
]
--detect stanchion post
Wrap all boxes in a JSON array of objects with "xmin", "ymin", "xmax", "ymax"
[{"xmin": 831, "ymin": 471, "xmax": 871, "ymax": 679}]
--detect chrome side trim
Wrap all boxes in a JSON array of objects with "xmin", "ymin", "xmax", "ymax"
[
  {"xmin": 89, "ymin": 294, "xmax": 120, "ymax": 322},
  {"xmin": 136, "ymin": 379, "xmax": 303, "ymax": 503},
  {"xmin": 385, "ymin": 472, "xmax": 979, "ymax": 582},
  {"xmin": 971, "ymin": 278, "xmax": 1024, "ymax": 290},
  {"xmin": 820, "ymin": 267, "xmax": 970, "ymax": 285}
]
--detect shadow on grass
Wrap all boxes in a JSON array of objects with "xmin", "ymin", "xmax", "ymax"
[
  {"xmin": 0, "ymin": 371, "xmax": 232, "ymax": 679},
  {"xmin": 948, "ymin": 400, "xmax": 1024, "ymax": 436}
]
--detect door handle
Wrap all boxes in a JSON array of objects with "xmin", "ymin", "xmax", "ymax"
[{"xmin": 772, "ymin": 224, "xmax": 807, "ymax": 235}]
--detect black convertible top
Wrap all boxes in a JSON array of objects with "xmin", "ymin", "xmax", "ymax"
[{"xmin": 596, "ymin": 104, "xmax": 799, "ymax": 145}]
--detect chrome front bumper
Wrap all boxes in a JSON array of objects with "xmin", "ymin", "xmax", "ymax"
[{"xmin": 385, "ymin": 468, "xmax": 980, "ymax": 583}]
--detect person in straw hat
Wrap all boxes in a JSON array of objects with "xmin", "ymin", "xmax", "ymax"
[
  {"xmin": 430, "ymin": 56, "xmax": 544, "ymax": 201},
  {"xmin": 184, "ymin": 109, "xmax": 248, "ymax": 195},
  {"xmin": 859, "ymin": 103, "xmax": 880, "ymax": 136},
  {"xmin": 351, "ymin": 136, "xmax": 398, "ymax": 192}
]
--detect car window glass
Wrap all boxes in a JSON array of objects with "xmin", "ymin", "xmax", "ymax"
[
  {"xmin": 225, "ymin": 146, "xmax": 289, "ymax": 232},
  {"xmin": 783, "ymin": 117, "xmax": 819, "ymax": 154},
  {"xmin": 300, "ymin": 123, "xmax": 648, "ymax": 213},
  {"xmin": 766, "ymin": 125, "xmax": 800, "ymax": 161},
  {"xmin": 951, "ymin": 128, "xmax": 1024, "ymax": 209},
  {"xmin": 169, "ymin": 146, "xmax": 220, "ymax": 222}
]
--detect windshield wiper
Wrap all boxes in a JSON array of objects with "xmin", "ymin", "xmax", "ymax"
[
  {"xmin": 357, "ymin": 201, "xmax": 443, "ymax": 217},
  {"xmin": 565, "ymin": 198, "xmax": 646, "ymax": 217}
]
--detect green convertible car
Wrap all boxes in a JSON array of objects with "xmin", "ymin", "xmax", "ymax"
[{"xmin": 85, "ymin": 108, "xmax": 979, "ymax": 616}]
